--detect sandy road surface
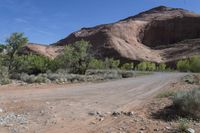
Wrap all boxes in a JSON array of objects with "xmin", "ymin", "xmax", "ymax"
[{"xmin": 0, "ymin": 72, "xmax": 186, "ymax": 133}]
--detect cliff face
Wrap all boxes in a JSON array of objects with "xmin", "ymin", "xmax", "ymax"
[{"xmin": 25, "ymin": 6, "xmax": 200, "ymax": 63}]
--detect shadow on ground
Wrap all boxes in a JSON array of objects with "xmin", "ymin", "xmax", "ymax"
[{"xmin": 151, "ymin": 105, "xmax": 199, "ymax": 122}]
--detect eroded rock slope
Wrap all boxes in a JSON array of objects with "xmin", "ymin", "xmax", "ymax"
[{"xmin": 25, "ymin": 6, "xmax": 200, "ymax": 63}]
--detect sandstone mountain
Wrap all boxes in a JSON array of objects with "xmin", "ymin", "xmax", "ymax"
[{"xmin": 24, "ymin": 6, "xmax": 200, "ymax": 63}]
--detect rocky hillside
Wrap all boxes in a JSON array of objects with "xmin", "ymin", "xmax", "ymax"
[
  {"xmin": 22, "ymin": 43, "xmax": 63, "ymax": 59},
  {"xmin": 25, "ymin": 6, "xmax": 200, "ymax": 63}
]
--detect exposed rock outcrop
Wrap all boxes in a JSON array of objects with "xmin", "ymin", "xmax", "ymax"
[
  {"xmin": 21, "ymin": 43, "xmax": 63, "ymax": 59},
  {"xmin": 25, "ymin": 6, "xmax": 200, "ymax": 63}
]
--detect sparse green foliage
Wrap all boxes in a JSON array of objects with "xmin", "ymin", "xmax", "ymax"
[
  {"xmin": 15, "ymin": 73, "xmax": 50, "ymax": 84},
  {"xmin": 0, "ymin": 44, "xmax": 6, "ymax": 53},
  {"xmin": 57, "ymin": 41, "xmax": 121, "ymax": 73},
  {"xmin": 156, "ymin": 91, "xmax": 176, "ymax": 98},
  {"xmin": 137, "ymin": 61, "xmax": 156, "ymax": 71},
  {"xmin": 86, "ymin": 69, "xmax": 150, "ymax": 80},
  {"xmin": 182, "ymin": 74, "xmax": 200, "ymax": 85},
  {"xmin": 104, "ymin": 58, "xmax": 120, "ymax": 69},
  {"xmin": 86, "ymin": 69, "xmax": 122, "ymax": 80},
  {"xmin": 190, "ymin": 56, "xmax": 200, "ymax": 73},
  {"xmin": 56, "ymin": 40, "xmax": 92, "ymax": 74},
  {"xmin": 177, "ymin": 59, "xmax": 190, "ymax": 72},
  {"xmin": 5, "ymin": 32, "xmax": 28, "ymax": 71},
  {"xmin": 157, "ymin": 63, "xmax": 166, "ymax": 71},
  {"xmin": 14, "ymin": 54, "xmax": 54, "ymax": 74},
  {"xmin": 146, "ymin": 62, "xmax": 156, "ymax": 71},
  {"xmin": 137, "ymin": 62, "xmax": 147, "ymax": 71},
  {"xmin": 88, "ymin": 58, "xmax": 105, "ymax": 69},
  {"xmin": 177, "ymin": 56, "xmax": 200, "ymax": 72},
  {"xmin": 177, "ymin": 118, "xmax": 189, "ymax": 132},
  {"xmin": 1, "ymin": 33, "xmax": 158, "ymax": 85},
  {"xmin": 121, "ymin": 63, "xmax": 134, "ymax": 70},
  {"xmin": 0, "ymin": 66, "xmax": 11, "ymax": 85},
  {"xmin": 172, "ymin": 88, "xmax": 200, "ymax": 119}
]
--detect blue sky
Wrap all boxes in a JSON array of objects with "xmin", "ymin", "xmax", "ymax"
[{"xmin": 0, "ymin": 0, "xmax": 200, "ymax": 44}]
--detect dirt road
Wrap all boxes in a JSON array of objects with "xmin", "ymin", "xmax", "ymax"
[{"xmin": 0, "ymin": 72, "xmax": 186, "ymax": 133}]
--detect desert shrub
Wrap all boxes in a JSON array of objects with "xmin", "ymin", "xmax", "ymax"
[
  {"xmin": 177, "ymin": 118, "xmax": 189, "ymax": 132},
  {"xmin": 46, "ymin": 71, "xmax": 104, "ymax": 83},
  {"xmin": 56, "ymin": 40, "xmax": 92, "ymax": 74},
  {"xmin": 88, "ymin": 58, "xmax": 105, "ymax": 69},
  {"xmin": 46, "ymin": 69, "xmax": 98, "ymax": 83},
  {"xmin": 146, "ymin": 62, "xmax": 156, "ymax": 71},
  {"xmin": 0, "ymin": 66, "xmax": 11, "ymax": 85},
  {"xmin": 190, "ymin": 56, "xmax": 200, "ymax": 73},
  {"xmin": 177, "ymin": 56, "xmax": 200, "ymax": 72},
  {"xmin": 5, "ymin": 32, "xmax": 28, "ymax": 71},
  {"xmin": 156, "ymin": 91, "xmax": 175, "ymax": 98},
  {"xmin": 137, "ymin": 62, "xmax": 147, "ymax": 71},
  {"xmin": 35, "ymin": 74, "xmax": 51, "ymax": 83},
  {"xmin": 157, "ymin": 63, "xmax": 166, "ymax": 71},
  {"xmin": 137, "ymin": 61, "xmax": 156, "ymax": 71},
  {"xmin": 16, "ymin": 73, "xmax": 51, "ymax": 84},
  {"xmin": 86, "ymin": 70, "xmax": 150, "ymax": 79},
  {"xmin": 0, "ymin": 44, "xmax": 6, "ymax": 53},
  {"xmin": 177, "ymin": 59, "xmax": 190, "ymax": 72},
  {"xmin": 88, "ymin": 58, "xmax": 120, "ymax": 70},
  {"xmin": 0, "ymin": 78, "xmax": 11, "ymax": 85},
  {"xmin": 172, "ymin": 88, "xmax": 200, "ymax": 119},
  {"xmin": 14, "ymin": 54, "xmax": 54, "ymax": 74},
  {"xmin": 12, "ymin": 68, "xmax": 151, "ymax": 84},
  {"xmin": 86, "ymin": 69, "xmax": 122, "ymax": 80},
  {"xmin": 121, "ymin": 63, "xmax": 134, "ymax": 70},
  {"xmin": 182, "ymin": 74, "xmax": 200, "ymax": 85},
  {"xmin": 104, "ymin": 58, "xmax": 120, "ymax": 69}
]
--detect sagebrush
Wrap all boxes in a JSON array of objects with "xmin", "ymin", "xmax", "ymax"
[{"xmin": 172, "ymin": 88, "xmax": 200, "ymax": 119}]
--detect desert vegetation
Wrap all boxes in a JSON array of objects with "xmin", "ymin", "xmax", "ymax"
[
  {"xmin": 0, "ymin": 32, "xmax": 199, "ymax": 86},
  {"xmin": 172, "ymin": 88, "xmax": 200, "ymax": 119},
  {"xmin": 156, "ymin": 75, "xmax": 200, "ymax": 119},
  {"xmin": 0, "ymin": 33, "xmax": 154, "ymax": 85},
  {"xmin": 153, "ymin": 76, "xmax": 200, "ymax": 133},
  {"xmin": 177, "ymin": 56, "xmax": 200, "ymax": 72}
]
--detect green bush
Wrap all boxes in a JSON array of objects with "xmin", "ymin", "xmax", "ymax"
[
  {"xmin": 5, "ymin": 32, "xmax": 28, "ymax": 71},
  {"xmin": 137, "ymin": 61, "xmax": 156, "ymax": 71},
  {"xmin": 190, "ymin": 56, "xmax": 200, "ymax": 73},
  {"xmin": 104, "ymin": 58, "xmax": 120, "ymax": 69},
  {"xmin": 177, "ymin": 56, "xmax": 200, "ymax": 72},
  {"xmin": 56, "ymin": 40, "xmax": 92, "ymax": 74},
  {"xmin": 0, "ymin": 66, "xmax": 11, "ymax": 85},
  {"xmin": 0, "ymin": 44, "xmax": 6, "ymax": 53},
  {"xmin": 172, "ymin": 88, "xmax": 200, "ymax": 119},
  {"xmin": 177, "ymin": 118, "xmax": 189, "ymax": 132},
  {"xmin": 157, "ymin": 63, "xmax": 166, "ymax": 71},
  {"xmin": 86, "ymin": 69, "xmax": 122, "ymax": 80},
  {"xmin": 88, "ymin": 58, "xmax": 105, "ymax": 69},
  {"xmin": 177, "ymin": 59, "xmax": 190, "ymax": 72},
  {"xmin": 146, "ymin": 62, "xmax": 156, "ymax": 71},
  {"xmin": 182, "ymin": 74, "xmax": 200, "ymax": 85},
  {"xmin": 137, "ymin": 62, "xmax": 147, "ymax": 71},
  {"xmin": 121, "ymin": 63, "xmax": 134, "ymax": 70},
  {"xmin": 86, "ymin": 69, "xmax": 151, "ymax": 79},
  {"xmin": 88, "ymin": 58, "xmax": 120, "ymax": 70},
  {"xmin": 14, "ymin": 54, "xmax": 54, "ymax": 74},
  {"xmin": 56, "ymin": 40, "xmax": 121, "ymax": 73},
  {"xmin": 14, "ymin": 73, "xmax": 50, "ymax": 84},
  {"xmin": 156, "ymin": 91, "xmax": 175, "ymax": 98}
]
